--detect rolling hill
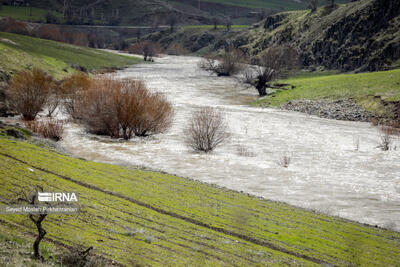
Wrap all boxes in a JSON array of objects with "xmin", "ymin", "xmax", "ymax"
[{"xmin": 1, "ymin": 0, "xmax": 352, "ymax": 26}]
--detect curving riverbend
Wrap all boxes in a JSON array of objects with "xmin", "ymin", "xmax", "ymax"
[{"xmin": 60, "ymin": 55, "xmax": 400, "ymax": 231}]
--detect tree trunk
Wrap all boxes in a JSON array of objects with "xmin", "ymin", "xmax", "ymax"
[{"xmin": 30, "ymin": 214, "xmax": 47, "ymax": 260}]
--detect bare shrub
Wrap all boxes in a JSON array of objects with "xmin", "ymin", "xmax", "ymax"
[
  {"xmin": 166, "ymin": 14, "xmax": 179, "ymax": 32},
  {"xmin": 212, "ymin": 17, "xmax": 220, "ymax": 30},
  {"xmin": 378, "ymin": 126, "xmax": 395, "ymax": 151},
  {"xmin": 224, "ymin": 16, "xmax": 232, "ymax": 31},
  {"xmin": 165, "ymin": 43, "xmax": 188, "ymax": 56},
  {"xmin": 6, "ymin": 68, "xmax": 53, "ymax": 121},
  {"xmin": 199, "ymin": 48, "xmax": 245, "ymax": 77},
  {"xmin": 33, "ymin": 25, "xmax": 65, "ymax": 43},
  {"xmin": 61, "ymin": 72, "xmax": 92, "ymax": 119},
  {"xmin": 308, "ymin": 0, "xmax": 319, "ymax": 12},
  {"xmin": 236, "ymin": 144, "xmax": 256, "ymax": 157},
  {"xmin": 0, "ymin": 17, "xmax": 29, "ymax": 35},
  {"xmin": 241, "ymin": 46, "xmax": 300, "ymax": 96},
  {"xmin": 184, "ymin": 107, "xmax": 230, "ymax": 153},
  {"xmin": 61, "ymin": 246, "xmax": 106, "ymax": 267},
  {"xmin": 76, "ymin": 77, "xmax": 173, "ymax": 139},
  {"xmin": 25, "ymin": 120, "xmax": 64, "ymax": 141},
  {"xmin": 128, "ymin": 41, "xmax": 163, "ymax": 61},
  {"xmin": 277, "ymin": 153, "xmax": 291, "ymax": 168}
]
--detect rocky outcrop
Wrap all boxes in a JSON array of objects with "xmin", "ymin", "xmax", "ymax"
[
  {"xmin": 281, "ymin": 99, "xmax": 373, "ymax": 122},
  {"xmin": 244, "ymin": 0, "xmax": 400, "ymax": 72}
]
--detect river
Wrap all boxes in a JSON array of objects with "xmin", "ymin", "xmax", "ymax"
[{"xmin": 60, "ymin": 55, "xmax": 400, "ymax": 231}]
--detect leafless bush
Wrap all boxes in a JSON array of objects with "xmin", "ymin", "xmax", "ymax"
[
  {"xmin": 277, "ymin": 153, "xmax": 291, "ymax": 168},
  {"xmin": 224, "ymin": 16, "xmax": 232, "ymax": 31},
  {"xmin": 0, "ymin": 17, "xmax": 29, "ymax": 35},
  {"xmin": 6, "ymin": 68, "xmax": 53, "ymax": 121},
  {"xmin": 166, "ymin": 14, "xmax": 179, "ymax": 32},
  {"xmin": 25, "ymin": 120, "xmax": 64, "ymax": 141},
  {"xmin": 165, "ymin": 43, "xmax": 188, "ymax": 55},
  {"xmin": 33, "ymin": 25, "xmax": 65, "ymax": 43},
  {"xmin": 212, "ymin": 17, "xmax": 220, "ymax": 30},
  {"xmin": 184, "ymin": 107, "xmax": 230, "ymax": 153},
  {"xmin": 61, "ymin": 72, "xmax": 92, "ymax": 119},
  {"xmin": 308, "ymin": 0, "xmax": 319, "ymax": 12},
  {"xmin": 199, "ymin": 48, "xmax": 245, "ymax": 77},
  {"xmin": 236, "ymin": 144, "xmax": 256, "ymax": 157},
  {"xmin": 61, "ymin": 246, "xmax": 106, "ymax": 267},
  {"xmin": 378, "ymin": 126, "xmax": 395, "ymax": 151},
  {"xmin": 241, "ymin": 46, "xmax": 300, "ymax": 96},
  {"xmin": 128, "ymin": 41, "xmax": 163, "ymax": 61},
  {"xmin": 76, "ymin": 77, "xmax": 173, "ymax": 139}
]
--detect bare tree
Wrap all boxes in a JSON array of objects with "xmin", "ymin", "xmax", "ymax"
[
  {"xmin": 257, "ymin": 9, "xmax": 268, "ymax": 21},
  {"xmin": 199, "ymin": 48, "xmax": 245, "ymax": 77},
  {"xmin": 224, "ymin": 16, "xmax": 232, "ymax": 31},
  {"xmin": 241, "ymin": 46, "xmax": 300, "ymax": 96},
  {"xmin": 184, "ymin": 107, "xmax": 230, "ymax": 153},
  {"xmin": 212, "ymin": 17, "xmax": 219, "ymax": 30},
  {"xmin": 166, "ymin": 14, "xmax": 179, "ymax": 32},
  {"xmin": 16, "ymin": 187, "xmax": 48, "ymax": 261},
  {"xmin": 128, "ymin": 41, "xmax": 162, "ymax": 61},
  {"xmin": 326, "ymin": 0, "xmax": 335, "ymax": 7},
  {"xmin": 135, "ymin": 28, "xmax": 142, "ymax": 41},
  {"xmin": 308, "ymin": 0, "xmax": 319, "ymax": 12}
]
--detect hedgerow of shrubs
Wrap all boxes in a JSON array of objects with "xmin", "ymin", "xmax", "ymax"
[
  {"xmin": 6, "ymin": 68, "xmax": 173, "ymax": 141},
  {"xmin": 75, "ymin": 77, "xmax": 173, "ymax": 139}
]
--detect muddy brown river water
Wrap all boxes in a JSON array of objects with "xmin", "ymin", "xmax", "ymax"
[{"xmin": 59, "ymin": 55, "xmax": 400, "ymax": 231}]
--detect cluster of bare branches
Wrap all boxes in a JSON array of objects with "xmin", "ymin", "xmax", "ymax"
[
  {"xmin": 378, "ymin": 126, "xmax": 396, "ymax": 151},
  {"xmin": 128, "ymin": 41, "xmax": 163, "ymax": 61},
  {"xmin": 277, "ymin": 153, "xmax": 292, "ymax": 168},
  {"xmin": 6, "ymin": 68, "xmax": 54, "ymax": 121},
  {"xmin": 240, "ymin": 46, "xmax": 300, "ymax": 96},
  {"xmin": 25, "ymin": 120, "xmax": 65, "ymax": 141},
  {"xmin": 308, "ymin": 0, "xmax": 319, "ymax": 12},
  {"xmin": 184, "ymin": 107, "xmax": 230, "ymax": 153},
  {"xmin": 199, "ymin": 48, "xmax": 245, "ymax": 77},
  {"xmin": 61, "ymin": 72, "xmax": 92, "ymax": 119},
  {"xmin": 75, "ymin": 77, "xmax": 173, "ymax": 139}
]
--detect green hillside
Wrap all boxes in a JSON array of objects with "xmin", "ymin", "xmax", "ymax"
[
  {"xmin": 0, "ymin": 32, "xmax": 141, "ymax": 78},
  {"xmin": 0, "ymin": 5, "xmax": 59, "ymax": 22},
  {"xmin": 255, "ymin": 69, "xmax": 400, "ymax": 119},
  {"xmin": 0, "ymin": 129, "xmax": 399, "ymax": 266}
]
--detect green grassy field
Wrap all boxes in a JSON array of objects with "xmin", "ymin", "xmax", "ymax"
[
  {"xmin": 0, "ymin": 5, "xmax": 59, "ymax": 22},
  {"xmin": 0, "ymin": 32, "xmax": 141, "ymax": 78},
  {"xmin": 0, "ymin": 127, "xmax": 399, "ymax": 266},
  {"xmin": 254, "ymin": 69, "xmax": 400, "ymax": 118}
]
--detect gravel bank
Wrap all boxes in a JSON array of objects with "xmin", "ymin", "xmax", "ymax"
[{"xmin": 281, "ymin": 99, "xmax": 373, "ymax": 122}]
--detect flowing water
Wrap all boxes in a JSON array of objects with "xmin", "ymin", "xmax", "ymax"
[{"xmin": 60, "ymin": 55, "xmax": 400, "ymax": 230}]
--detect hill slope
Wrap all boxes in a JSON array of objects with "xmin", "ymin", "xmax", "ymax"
[
  {"xmin": 0, "ymin": 32, "xmax": 141, "ymax": 78},
  {"xmin": 4, "ymin": 0, "xmax": 351, "ymax": 26},
  {"xmin": 242, "ymin": 0, "xmax": 400, "ymax": 71},
  {"xmin": 0, "ymin": 129, "xmax": 400, "ymax": 266}
]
